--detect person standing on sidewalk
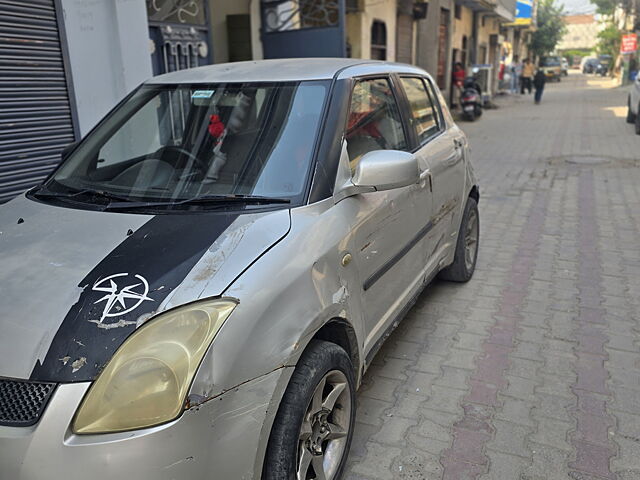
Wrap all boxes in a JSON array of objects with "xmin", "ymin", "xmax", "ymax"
[
  {"xmin": 510, "ymin": 56, "xmax": 522, "ymax": 94},
  {"xmin": 451, "ymin": 62, "xmax": 465, "ymax": 108},
  {"xmin": 533, "ymin": 66, "xmax": 546, "ymax": 104},
  {"xmin": 521, "ymin": 59, "xmax": 534, "ymax": 94}
]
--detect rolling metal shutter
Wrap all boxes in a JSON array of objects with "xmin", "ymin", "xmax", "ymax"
[{"xmin": 0, "ymin": 0, "xmax": 75, "ymax": 203}]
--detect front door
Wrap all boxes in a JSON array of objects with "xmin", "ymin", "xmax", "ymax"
[
  {"xmin": 260, "ymin": 0, "xmax": 346, "ymax": 58},
  {"xmin": 342, "ymin": 77, "xmax": 424, "ymax": 355}
]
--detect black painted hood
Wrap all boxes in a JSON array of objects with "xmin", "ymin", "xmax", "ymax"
[{"xmin": 0, "ymin": 196, "xmax": 290, "ymax": 382}]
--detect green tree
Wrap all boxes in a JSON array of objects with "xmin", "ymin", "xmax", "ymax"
[
  {"xmin": 596, "ymin": 23, "xmax": 621, "ymax": 58},
  {"xmin": 529, "ymin": 0, "xmax": 567, "ymax": 58}
]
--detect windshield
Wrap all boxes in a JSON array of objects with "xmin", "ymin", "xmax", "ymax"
[
  {"xmin": 44, "ymin": 81, "xmax": 329, "ymax": 208},
  {"xmin": 542, "ymin": 57, "xmax": 561, "ymax": 67}
]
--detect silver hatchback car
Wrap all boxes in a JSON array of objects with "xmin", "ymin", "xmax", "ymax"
[{"xmin": 0, "ymin": 59, "xmax": 479, "ymax": 480}]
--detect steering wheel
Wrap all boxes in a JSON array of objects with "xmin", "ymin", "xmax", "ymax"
[{"xmin": 154, "ymin": 145, "xmax": 209, "ymax": 174}]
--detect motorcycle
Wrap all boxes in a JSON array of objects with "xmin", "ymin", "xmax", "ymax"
[
  {"xmin": 596, "ymin": 63, "xmax": 608, "ymax": 77},
  {"xmin": 460, "ymin": 76, "xmax": 483, "ymax": 121}
]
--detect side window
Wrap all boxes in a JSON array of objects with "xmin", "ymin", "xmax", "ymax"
[
  {"xmin": 400, "ymin": 77, "xmax": 440, "ymax": 143},
  {"xmin": 424, "ymin": 78, "xmax": 448, "ymax": 128},
  {"xmin": 345, "ymin": 78, "xmax": 408, "ymax": 173}
]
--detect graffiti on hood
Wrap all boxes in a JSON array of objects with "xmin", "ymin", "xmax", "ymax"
[{"xmin": 91, "ymin": 273, "xmax": 154, "ymax": 326}]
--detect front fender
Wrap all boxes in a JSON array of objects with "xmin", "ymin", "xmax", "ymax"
[{"xmin": 189, "ymin": 197, "xmax": 365, "ymax": 401}]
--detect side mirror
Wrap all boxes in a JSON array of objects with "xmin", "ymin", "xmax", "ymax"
[
  {"xmin": 61, "ymin": 141, "xmax": 78, "ymax": 160},
  {"xmin": 352, "ymin": 150, "xmax": 419, "ymax": 192}
]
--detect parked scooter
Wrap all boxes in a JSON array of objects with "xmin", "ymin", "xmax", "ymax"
[{"xmin": 460, "ymin": 76, "xmax": 483, "ymax": 121}]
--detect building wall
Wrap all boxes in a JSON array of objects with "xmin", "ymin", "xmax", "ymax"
[
  {"xmin": 347, "ymin": 0, "xmax": 397, "ymax": 61},
  {"xmin": 249, "ymin": 0, "xmax": 263, "ymax": 60},
  {"xmin": 60, "ymin": 0, "xmax": 152, "ymax": 135},
  {"xmin": 415, "ymin": 0, "xmax": 454, "ymax": 98},
  {"xmin": 452, "ymin": 5, "xmax": 473, "ymax": 66},
  {"xmin": 557, "ymin": 15, "xmax": 600, "ymax": 51},
  {"xmin": 476, "ymin": 14, "xmax": 500, "ymax": 64},
  {"xmin": 209, "ymin": 0, "xmax": 252, "ymax": 64}
]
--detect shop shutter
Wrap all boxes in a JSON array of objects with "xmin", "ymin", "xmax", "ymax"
[{"xmin": 0, "ymin": 0, "xmax": 75, "ymax": 203}]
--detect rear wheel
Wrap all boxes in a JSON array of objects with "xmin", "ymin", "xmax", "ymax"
[
  {"xmin": 263, "ymin": 340, "xmax": 355, "ymax": 480},
  {"xmin": 627, "ymin": 96, "xmax": 636, "ymax": 123},
  {"xmin": 439, "ymin": 197, "xmax": 479, "ymax": 282}
]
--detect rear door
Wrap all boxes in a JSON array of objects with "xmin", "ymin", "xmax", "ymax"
[
  {"xmin": 395, "ymin": 75, "xmax": 440, "ymax": 263},
  {"xmin": 412, "ymin": 77, "xmax": 466, "ymax": 252},
  {"xmin": 632, "ymin": 75, "xmax": 640, "ymax": 114}
]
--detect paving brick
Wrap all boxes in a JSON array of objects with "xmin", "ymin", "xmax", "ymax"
[
  {"xmin": 486, "ymin": 419, "xmax": 532, "ymax": 458},
  {"xmin": 442, "ymin": 348, "xmax": 481, "ymax": 371},
  {"xmin": 348, "ymin": 441, "xmax": 401, "ymax": 480},
  {"xmin": 422, "ymin": 385, "xmax": 465, "ymax": 414},
  {"xmin": 433, "ymin": 366, "xmax": 471, "ymax": 391},
  {"xmin": 345, "ymin": 75, "xmax": 640, "ymax": 480},
  {"xmin": 529, "ymin": 415, "xmax": 573, "ymax": 452},
  {"xmin": 412, "ymin": 353, "xmax": 446, "ymax": 374},
  {"xmin": 479, "ymin": 450, "xmax": 530, "ymax": 480},
  {"xmin": 495, "ymin": 396, "xmax": 536, "ymax": 427},
  {"xmin": 372, "ymin": 416, "xmax": 418, "ymax": 446},
  {"xmin": 392, "ymin": 450, "xmax": 444, "ymax": 479},
  {"xmin": 357, "ymin": 395, "xmax": 393, "ymax": 427}
]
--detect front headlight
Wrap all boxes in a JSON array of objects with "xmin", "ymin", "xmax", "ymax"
[{"xmin": 72, "ymin": 299, "xmax": 237, "ymax": 434}]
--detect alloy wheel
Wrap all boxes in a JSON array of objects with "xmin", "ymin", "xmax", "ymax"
[
  {"xmin": 296, "ymin": 370, "xmax": 352, "ymax": 480},
  {"xmin": 464, "ymin": 207, "xmax": 479, "ymax": 272}
]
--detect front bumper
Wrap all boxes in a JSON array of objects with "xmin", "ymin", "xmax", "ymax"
[{"xmin": 0, "ymin": 368, "xmax": 288, "ymax": 480}]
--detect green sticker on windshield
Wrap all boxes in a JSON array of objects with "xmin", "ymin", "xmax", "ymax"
[{"xmin": 192, "ymin": 90, "xmax": 214, "ymax": 99}]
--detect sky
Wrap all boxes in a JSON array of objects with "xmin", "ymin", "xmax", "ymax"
[{"xmin": 557, "ymin": 0, "xmax": 597, "ymax": 14}]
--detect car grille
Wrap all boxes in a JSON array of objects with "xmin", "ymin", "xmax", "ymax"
[{"xmin": 0, "ymin": 378, "xmax": 56, "ymax": 427}]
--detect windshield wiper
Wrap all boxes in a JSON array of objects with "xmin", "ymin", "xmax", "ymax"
[
  {"xmin": 32, "ymin": 186, "xmax": 133, "ymax": 203},
  {"xmin": 103, "ymin": 194, "xmax": 291, "ymax": 211}
]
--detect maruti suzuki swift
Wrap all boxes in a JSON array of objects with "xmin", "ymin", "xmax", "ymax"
[{"xmin": 0, "ymin": 58, "xmax": 479, "ymax": 480}]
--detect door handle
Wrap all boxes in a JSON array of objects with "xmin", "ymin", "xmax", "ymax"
[{"xmin": 419, "ymin": 169, "xmax": 432, "ymax": 191}]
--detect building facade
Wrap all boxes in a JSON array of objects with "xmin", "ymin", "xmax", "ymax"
[
  {"xmin": 0, "ymin": 0, "xmax": 518, "ymax": 203},
  {"xmin": 557, "ymin": 14, "xmax": 600, "ymax": 52}
]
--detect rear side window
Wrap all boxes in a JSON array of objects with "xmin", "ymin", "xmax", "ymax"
[
  {"xmin": 345, "ymin": 78, "xmax": 408, "ymax": 172},
  {"xmin": 399, "ymin": 77, "xmax": 440, "ymax": 143}
]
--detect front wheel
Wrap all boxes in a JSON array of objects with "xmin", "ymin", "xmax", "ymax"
[
  {"xmin": 439, "ymin": 197, "xmax": 479, "ymax": 282},
  {"xmin": 263, "ymin": 340, "xmax": 356, "ymax": 480}
]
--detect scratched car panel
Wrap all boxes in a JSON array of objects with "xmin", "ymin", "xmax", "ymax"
[{"xmin": 0, "ymin": 58, "xmax": 479, "ymax": 479}]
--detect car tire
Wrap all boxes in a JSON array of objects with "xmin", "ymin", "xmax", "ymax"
[
  {"xmin": 263, "ymin": 340, "xmax": 356, "ymax": 480},
  {"xmin": 635, "ymin": 104, "xmax": 640, "ymax": 135},
  {"xmin": 439, "ymin": 196, "xmax": 479, "ymax": 283},
  {"xmin": 627, "ymin": 96, "xmax": 636, "ymax": 123}
]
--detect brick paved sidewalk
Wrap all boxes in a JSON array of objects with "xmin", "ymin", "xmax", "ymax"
[{"xmin": 344, "ymin": 73, "xmax": 640, "ymax": 480}]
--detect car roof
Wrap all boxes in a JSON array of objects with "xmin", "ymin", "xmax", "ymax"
[{"xmin": 148, "ymin": 58, "xmax": 429, "ymax": 84}]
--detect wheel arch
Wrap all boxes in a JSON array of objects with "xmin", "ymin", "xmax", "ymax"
[
  {"xmin": 469, "ymin": 184, "xmax": 480, "ymax": 203},
  {"xmin": 310, "ymin": 317, "xmax": 362, "ymax": 386}
]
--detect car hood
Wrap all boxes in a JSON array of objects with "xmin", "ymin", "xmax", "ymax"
[{"xmin": 0, "ymin": 196, "xmax": 290, "ymax": 382}]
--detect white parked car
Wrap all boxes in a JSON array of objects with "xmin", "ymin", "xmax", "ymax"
[{"xmin": 626, "ymin": 74, "xmax": 640, "ymax": 134}]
